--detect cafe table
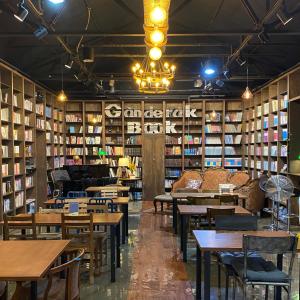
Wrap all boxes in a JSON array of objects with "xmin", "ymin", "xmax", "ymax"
[
  {"xmin": 171, "ymin": 192, "xmax": 248, "ymax": 234},
  {"xmin": 0, "ymin": 240, "xmax": 69, "ymax": 300},
  {"xmin": 193, "ymin": 230, "xmax": 297, "ymax": 300},
  {"xmin": 85, "ymin": 185, "xmax": 130, "ymax": 195},
  {"xmin": 4, "ymin": 213, "xmax": 123, "ymax": 283},
  {"xmin": 45, "ymin": 197, "xmax": 129, "ymax": 244},
  {"xmin": 178, "ymin": 205, "xmax": 251, "ymax": 262}
]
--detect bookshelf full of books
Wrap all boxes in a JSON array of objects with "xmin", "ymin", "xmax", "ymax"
[{"xmin": 243, "ymin": 77, "xmax": 289, "ymax": 178}]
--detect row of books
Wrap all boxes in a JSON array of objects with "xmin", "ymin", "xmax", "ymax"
[
  {"xmin": 66, "ymin": 148, "xmax": 87, "ymax": 156},
  {"xmin": 66, "ymin": 136, "xmax": 84, "ymax": 145},
  {"xmin": 166, "ymin": 146, "xmax": 181, "ymax": 155},
  {"xmin": 224, "ymin": 158, "xmax": 242, "ymax": 167},
  {"xmin": 15, "ymin": 191, "xmax": 25, "ymax": 208},
  {"xmin": 2, "ymin": 125, "xmax": 9, "ymax": 139},
  {"xmin": 205, "ymin": 112, "xmax": 222, "ymax": 122},
  {"xmin": 205, "ymin": 136, "xmax": 221, "ymax": 144},
  {"xmin": 66, "ymin": 114, "xmax": 82, "ymax": 122},
  {"xmin": 87, "ymin": 125, "xmax": 102, "ymax": 134},
  {"xmin": 270, "ymin": 145, "xmax": 287, "ymax": 157},
  {"xmin": 225, "ymin": 135, "xmax": 242, "ymax": 144},
  {"xmin": 14, "ymin": 162, "xmax": 21, "ymax": 174},
  {"xmin": 205, "ymin": 158, "xmax": 222, "ymax": 167},
  {"xmin": 25, "ymin": 130, "xmax": 33, "ymax": 141},
  {"xmin": 184, "ymin": 135, "xmax": 201, "ymax": 144},
  {"xmin": 35, "ymin": 103, "xmax": 44, "ymax": 116},
  {"xmin": 25, "ymin": 145, "xmax": 33, "ymax": 157},
  {"xmin": 14, "ymin": 145, "xmax": 20, "ymax": 157},
  {"xmin": 126, "ymin": 135, "xmax": 142, "ymax": 145},
  {"xmin": 166, "ymin": 135, "xmax": 182, "ymax": 144},
  {"xmin": 165, "ymin": 168, "xmax": 181, "ymax": 178},
  {"xmin": 105, "ymin": 146, "xmax": 124, "ymax": 156},
  {"xmin": 46, "ymin": 121, "xmax": 52, "ymax": 131},
  {"xmin": 36, "ymin": 118, "xmax": 45, "ymax": 130},
  {"xmin": 53, "ymin": 123, "xmax": 64, "ymax": 133},
  {"xmin": 2, "ymin": 164, "xmax": 9, "ymax": 176},
  {"xmin": 1, "ymin": 108, "xmax": 9, "ymax": 122},
  {"xmin": 106, "ymin": 136, "xmax": 123, "ymax": 144},
  {"xmin": 225, "ymin": 124, "xmax": 242, "ymax": 133},
  {"xmin": 2, "ymin": 180, "xmax": 12, "ymax": 195},
  {"xmin": 53, "ymin": 147, "xmax": 63, "ymax": 156},
  {"xmin": 86, "ymin": 136, "xmax": 101, "ymax": 145},
  {"xmin": 205, "ymin": 124, "xmax": 222, "ymax": 133},
  {"xmin": 45, "ymin": 106, "xmax": 52, "ymax": 118},
  {"xmin": 24, "ymin": 99, "xmax": 33, "ymax": 111},
  {"xmin": 184, "ymin": 148, "xmax": 201, "ymax": 155},
  {"xmin": 54, "ymin": 157, "xmax": 65, "ymax": 168},
  {"xmin": 25, "ymin": 116, "xmax": 33, "ymax": 127},
  {"xmin": 3, "ymin": 198, "xmax": 11, "ymax": 213},
  {"xmin": 225, "ymin": 112, "xmax": 243, "ymax": 122},
  {"xmin": 165, "ymin": 159, "xmax": 181, "ymax": 167},
  {"xmin": 13, "ymin": 112, "xmax": 21, "ymax": 124},
  {"xmin": 13, "ymin": 94, "xmax": 21, "ymax": 107},
  {"xmin": 67, "ymin": 125, "xmax": 83, "ymax": 134},
  {"xmin": 15, "ymin": 178, "xmax": 22, "ymax": 191},
  {"xmin": 86, "ymin": 114, "xmax": 102, "ymax": 123},
  {"xmin": 0, "ymin": 90, "xmax": 9, "ymax": 103},
  {"xmin": 2, "ymin": 145, "xmax": 9, "ymax": 158},
  {"xmin": 125, "ymin": 147, "xmax": 142, "ymax": 156},
  {"xmin": 53, "ymin": 110, "xmax": 64, "ymax": 121}
]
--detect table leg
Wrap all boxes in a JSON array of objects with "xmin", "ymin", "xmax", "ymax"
[
  {"xmin": 173, "ymin": 197, "xmax": 178, "ymax": 234},
  {"xmin": 110, "ymin": 225, "xmax": 116, "ymax": 282},
  {"xmin": 275, "ymin": 254, "xmax": 283, "ymax": 300},
  {"xmin": 30, "ymin": 281, "xmax": 37, "ymax": 300},
  {"xmin": 116, "ymin": 223, "xmax": 121, "ymax": 268},
  {"xmin": 203, "ymin": 251, "xmax": 211, "ymax": 300},
  {"xmin": 196, "ymin": 246, "xmax": 202, "ymax": 300},
  {"xmin": 125, "ymin": 204, "xmax": 129, "ymax": 237},
  {"xmin": 242, "ymin": 198, "xmax": 246, "ymax": 208},
  {"xmin": 180, "ymin": 214, "xmax": 184, "ymax": 252},
  {"xmin": 121, "ymin": 205, "xmax": 126, "ymax": 245},
  {"xmin": 182, "ymin": 215, "xmax": 188, "ymax": 262}
]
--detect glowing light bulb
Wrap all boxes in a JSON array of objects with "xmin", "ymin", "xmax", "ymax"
[
  {"xmin": 150, "ymin": 30, "xmax": 164, "ymax": 45},
  {"xmin": 150, "ymin": 6, "xmax": 167, "ymax": 25},
  {"xmin": 162, "ymin": 77, "xmax": 167, "ymax": 85},
  {"xmin": 155, "ymin": 82, "xmax": 160, "ymax": 88},
  {"xmin": 150, "ymin": 61, "xmax": 155, "ymax": 68},
  {"xmin": 135, "ymin": 63, "xmax": 141, "ymax": 69},
  {"xmin": 92, "ymin": 117, "xmax": 97, "ymax": 124},
  {"xmin": 139, "ymin": 69, "xmax": 144, "ymax": 74},
  {"xmin": 242, "ymin": 86, "xmax": 253, "ymax": 99},
  {"xmin": 132, "ymin": 66, "xmax": 137, "ymax": 73},
  {"xmin": 149, "ymin": 47, "xmax": 162, "ymax": 61},
  {"xmin": 57, "ymin": 90, "xmax": 67, "ymax": 102},
  {"xmin": 147, "ymin": 77, "xmax": 151, "ymax": 83},
  {"xmin": 171, "ymin": 65, "xmax": 176, "ymax": 72},
  {"xmin": 141, "ymin": 81, "xmax": 146, "ymax": 87},
  {"xmin": 136, "ymin": 78, "xmax": 141, "ymax": 85},
  {"xmin": 164, "ymin": 62, "xmax": 169, "ymax": 69},
  {"xmin": 211, "ymin": 110, "xmax": 217, "ymax": 119}
]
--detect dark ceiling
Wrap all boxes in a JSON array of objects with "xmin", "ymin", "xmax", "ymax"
[{"xmin": 0, "ymin": 0, "xmax": 300, "ymax": 99}]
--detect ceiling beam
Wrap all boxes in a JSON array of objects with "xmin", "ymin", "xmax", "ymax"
[
  {"xmin": 0, "ymin": 31, "xmax": 299, "ymax": 38},
  {"xmin": 112, "ymin": 0, "xmax": 142, "ymax": 21},
  {"xmin": 240, "ymin": 0, "xmax": 259, "ymax": 25}
]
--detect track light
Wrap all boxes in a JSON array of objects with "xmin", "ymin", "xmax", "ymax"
[
  {"xmin": 82, "ymin": 47, "xmax": 94, "ymax": 63},
  {"xmin": 14, "ymin": 0, "xmax": 28, "ymax": 22},
  {"xmin": 276, "ymin": 9, "xmax": 293, "ymax": 26},
  {"xmin": 33, "ymin": 26, "xmax": 48, "ymax": 40},
  {"xmin": 236, "ymin": 57, "xmax": 246, "ymax": 67},
  {"xmin": 203, "ymin": 60, "xmax": 216, "ymax": 76},
  {"xmin": 48, "ymin": 0, "xmax": 64, "ymax": 3},
  {"xmin": 258, "ymin": 31, "xmax": 270, "ymax": 44},
  {"xmin": 74, "ymin": 74, "xmax": 79, "ymax": 81},
  {"xmin": 65, "ymin": 57, "xmax": 73, "ymax": 69},
  {"xmin": 194, "ymin": 76, "xmax": 203, "ymax": 88},
  {"xmin": 216, "ymin": 79, "xmax": 225, "ymax": 88}
]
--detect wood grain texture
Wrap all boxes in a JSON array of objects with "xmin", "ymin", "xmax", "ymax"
[
  {"xmin": 171, "ymin": 192, "xmax": 247, "ymax": 199},
  {"xmin": 0, "ymin": 240, "xmax": 69, "ymax": 280},
  {"xmin": 142, "ymin": 134, "xmax": 165, "ymax": 200},
  {"xmin": 85, "ymin": 186, "xmax": 130, "ymax": 192},
  {"xmin": 193, "ymin": 230, "xmax": 298, "ymax": 252},
  {"xmin": 45, "ymin": 197, "xmax": 130, "ymax": 205},
  {"xmin": 178, "ymin": 205, "xmax": 250, "ymax": 215},
  {"xmin": 127, "ymin": 202, "xmax": 193, "ymax": 299}
]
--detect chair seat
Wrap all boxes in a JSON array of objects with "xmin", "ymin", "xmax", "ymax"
[
  {"xmin": 231, "ymin": 257, "xmax": 289, "ymax": 283},
  {"xmin": 154, "ymin": 194, "xmax": 172, "ymax": 201},
  {"xmin": 218, "ymin": 251, "xmax": 261, "ymax": 265}
]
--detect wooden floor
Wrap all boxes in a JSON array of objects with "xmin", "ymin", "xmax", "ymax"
[{"xmin": 127, "ymin": 202, "xmax": 193, "ymax": 299}]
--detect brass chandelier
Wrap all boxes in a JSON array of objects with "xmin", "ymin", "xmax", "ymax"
[{"xmin": 131, "ymin": 0, "xmax": 176, "ymax": 94}]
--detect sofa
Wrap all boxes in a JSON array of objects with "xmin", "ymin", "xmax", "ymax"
[{"xmin": 153, "ymin": 168, "xmax": 262, "ymax": 212}]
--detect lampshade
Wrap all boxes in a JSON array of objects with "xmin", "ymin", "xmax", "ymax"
[{"xmin": 118, "ymin": 157, "xmax": 130, "ymax": 167}]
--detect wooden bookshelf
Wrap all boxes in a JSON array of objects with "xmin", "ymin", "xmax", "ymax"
[{"xmin": 0, "ymin": 62, "xmax": 64, "ymax": 221}]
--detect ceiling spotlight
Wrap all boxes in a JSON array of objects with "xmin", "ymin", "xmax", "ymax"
[
  {"xmin": 14, "ymin": 0, "xmax": 28, "ymax": 22},
  {"xmin": 82, "ymin": 47, "xmax": 94, "ymax": 63},
  {"xmin": 194, "ymin": 76, "xmax": 203, "ymax": 88},
  {"xmin": 48, "ymin": 0, "xmax": 64, "ymax": 3},
  {"xmin": 258, "ymin": 31, "xmax": 270, "ymax": 44},
  {"xmin": 276, "ymin": 9, "xmax": 293, "ymax": 26},
  {"xmin": 65, "ymin": 57, "xmax": 73, "ymax": 69},
  {"xmin": 236, "ymin": 56, "xmax": 246, "ymax": 67},
  {"xmin": 203, "ymin": 60, "xmax": 216, "ymax": 76},
  {"xmin": 33, "ymin": 26, "xmax": 48, "ymax": 40},
  {"xmin": 203, "ymin": 82, "xmax": 213, "ymax": 93},
  {"xmin": 223, "ymin": 69, "xmax": 230, "ymax": 80},
  {"xmin": 149, "ymin": 47, "xmax": 162, "ymax": 61},
  {"xmin": 216, "ymin": 79, "xmax": 225, "ymax": 88},
  {"xmin": 74, "ymin": 74, "xmax": 79, "ymax": 81}
]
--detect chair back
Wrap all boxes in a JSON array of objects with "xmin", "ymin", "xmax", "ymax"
[
  {"xmin": 215, "ymin": 215, "xmax": 258, "ymax": 231},
  {"xmin": 207, "ymin": 208, "xmax": 235, "ymax": 229},
  {"xmin": 63, "ymin": 203, "xmax": 87, "ymax": 214},
  {"xmin": 3, "ymin": 214, "xmax": 37, "ymax": 240},
  {"xmin": 87, "ymin": 198, "xmax": 114, "ymax": 213},
  {"xmin": 187, "ymin": 196, "xmax": 220, "ymax": 206},
  {"xmin": 100, "ymin": 188, "xmax": 119, "ymax": 198},
  {"xmin": 242, "ymin": 235, "xmax": 298, "ymax": 280},
  {"xmin": 61, "ymin": 213, "xmax": 93, "ymax": 241},
  {"xmin": 214, "ymin": 194, "xmax": 239, "ymax": 205},
  {"xmin": 66, "ymin": 191, "xmax": 88, "ymax": 198},
  {"xmin": 43, "ymin": 248, "xmax": 84, "ymax": 300}
]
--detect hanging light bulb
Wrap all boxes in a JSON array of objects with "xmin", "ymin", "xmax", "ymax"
[
  {"xmin": 242, "ymin": 87, "xmax": 253, "ymax": 99},
  {"xmin": 211, "ymin": 110, "xmax": 217, "ymax": 119},
  {"xmin": 150, "ymin": 30, "xmax": 165, "ymax": 46},
  {"xmin": 150, "ymin": 6, "xmax": 167, "ymax": 24},
  {"xmin": 149, "ymin": 47, "xmax": 162, "ymax": 61},
  {"xmin": 57, "ymin": 90, "xmax": 67, "ymax": 102},
  {"xmin": 242, "ymin": 64, "xmax": 253, "ymax": 99}
]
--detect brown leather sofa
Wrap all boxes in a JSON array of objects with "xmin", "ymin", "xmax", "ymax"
[{"xmin": 154, "ymin": 168, "xmax": 254, "ymax": 212}]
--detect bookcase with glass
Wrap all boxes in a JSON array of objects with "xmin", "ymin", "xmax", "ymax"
[
  {"xmin": 123, "ymin": 101, "xmax": 142, "ymax": 200},
  {"xmin": 84, "ymin": 102, "xmax": 103, "ymax": 165},
  {"xmin": 183, "ymin": 100, "xmax": 203, "ymax": 172},
  {"xmin": 165, "ymin": 101, "xmax": 184, "ymax": 191},
  {"xmin": 104, "ymin": 101, "xmax": 124, "ymax": 177},
  {"xmin": 65, "ymin": 102, "xmax": 84, "ymax": 165}
]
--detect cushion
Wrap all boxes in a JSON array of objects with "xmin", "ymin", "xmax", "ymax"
[
  {"xmin": 154, "ymin": 194, "xmax": 172, "ymax": 201},
  {"xmin": 231, "ymin": 257, "xmax": 289, "ymax": 283},
  {"xmin": 185, "ymin": 179, "xmax": 202, "ymax": 189},
  {"xmin": 218, "ymin": 251, "xmax": 261, "ymax": 265}
]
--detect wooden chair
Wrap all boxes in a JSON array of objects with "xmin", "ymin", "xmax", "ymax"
[
  {"xmin": 206, "ymin": 207, "xmax": 235, "ymax": 229},
  {"xmin": 61, "ymin": 214, "xmax": 101, "ymax": 284},
  {"xmin": 3, "ymin": 214, "xmax": 37, "ymax": 240},
  {"xmin": 16, "ymin": 249, "xmax": 84, "ymax": 300},
  {"xmin": 0, "ymin": 282, "xmax": 7, "ymax": 300},
  {"xmin": 63, "ymin": 203, "xmax": 87, "ymax": 214},
  {"xmin": 214, "ymin": 194, "xmax": 239, "ymax": 206}
]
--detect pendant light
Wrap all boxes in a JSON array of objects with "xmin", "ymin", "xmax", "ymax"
[
  {"xmin": 57, "ymin": 61, "xmax": 68, "ymax": 102},
  {"xmin": 242, "ymin": 65, "xmax": 253, "ymax": 99}
]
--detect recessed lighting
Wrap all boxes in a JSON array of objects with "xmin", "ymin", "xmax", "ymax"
[{"xmin": 48, "ymin": 0, "xmax": 64, "ymax": 4}]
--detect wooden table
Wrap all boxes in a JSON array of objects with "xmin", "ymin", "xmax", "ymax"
[
  {"xmin": 0, "ymin": 240, "xmax": 69, "ymax": 300},
  {"xmin": 45, "ymin": 197, "xmax": 129, "ymax": 244},
  {"xmin": 171, "ymin": 192, "xmax": 248, "ymax": 234},
  {"xmin": 4, "ymin": 213, "xmax": 123, "ymax": 283},
  {"xmin": 193, "ymin": 230, "xmax": 296, "ymax": 300},
  {"xmin": 85, "ymin": 185, "xmax": 130, "ymax": 194},
  {"xmin": 178, "ymin": 205, "xmax": 251, "ymax": 262},
  {"xmin": 118, "ymin": 178, "xmax": 141, "ymax": 201}
]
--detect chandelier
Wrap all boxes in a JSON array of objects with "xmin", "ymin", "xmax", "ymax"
[
  {"xmin": 132, "ymin": 58, "xmax": 175, "ymax": 94},
  {"xmin": 131, "ymin": 0, "xmax": 176, "ymax": 94}
]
